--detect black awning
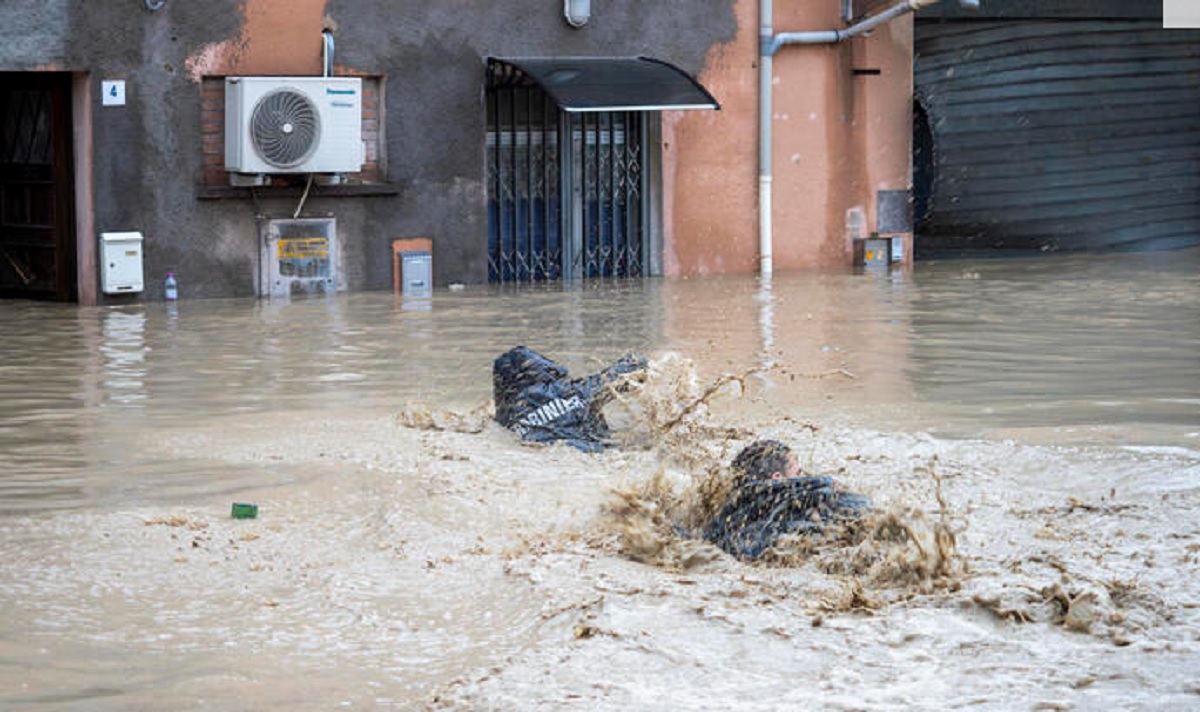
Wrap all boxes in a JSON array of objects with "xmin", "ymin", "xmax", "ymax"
[{"xmin": 488, "ymin": 56, "xmax": 719, "ymax": 113}]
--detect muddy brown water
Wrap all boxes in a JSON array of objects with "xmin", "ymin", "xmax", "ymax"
[{"xmin": 1, "ymin": 249, "xmax": 1198, "ymax": 710}]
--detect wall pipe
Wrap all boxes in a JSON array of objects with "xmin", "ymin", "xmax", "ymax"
[
  {"xmin": 758, "ymin": 0, "xmax": 942, "ymax": 276},
  {"xmin": 759, "ymin": 0, "xmax": 775, "ymax": 276},
  {"xmin": 322, "ymin": 30, "xmax": 335, "ymax": 77}
]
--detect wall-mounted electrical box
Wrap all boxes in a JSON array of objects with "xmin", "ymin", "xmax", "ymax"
[
  {"xmin": 261, "ymin": 218, "xmax": 340, "ymax": 298},
  {"xmin": 853, "ymin": 236, "xmax": 889, "ymax": 268},
  {"xmin": 400, "ymin": 252, "xmax": 432, "ymax": 297},
  {"xmin": 100, "ymin": 231, "xmax": 144, "ymax": 294},
  {"xmin": 391, "ymin": 238, "xmax": 433, "ymax": 297},
  {"xmin": 854, "ymin": 235, "xmax": 909, "ymax": 269}
]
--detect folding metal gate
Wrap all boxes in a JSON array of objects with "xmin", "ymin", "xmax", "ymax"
[
  {"xmin": 487, "ymin": 65, "xmax": 648, "ymax": 283},
  {"xmin": 566, "ymin": 111, "xmax": 646, "ymax": 280},
  {"xmin": 486, "ymin": 76, "xmax": 563, "ymax": 282}
]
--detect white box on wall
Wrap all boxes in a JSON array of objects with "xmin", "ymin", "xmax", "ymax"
[{"xmin": 100, "ymin": 232, "xmax": 144, "ymax": 294}]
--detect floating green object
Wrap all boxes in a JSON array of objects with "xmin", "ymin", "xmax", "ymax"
[{"xmin": 231, "ymin": 503, "xmax": 258, "ymax": 519}]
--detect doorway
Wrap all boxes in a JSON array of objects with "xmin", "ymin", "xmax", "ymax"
[
  {"xmin": 912, "ymin": 99, "xmax": 935, "ymax": 234},
  {"xmin": 486, "ymin": 68, "xmax": 653, "ymax": 283},
  {"xmin": 0, "ymin": 72, "xmax": 77, "ymax": 301}
]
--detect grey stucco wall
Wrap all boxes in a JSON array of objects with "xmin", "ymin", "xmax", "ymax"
[
  {"xmin": 330, "ymin": 0, "xmax": 738, "ymax": 295},
  {"xmin": 1, "ymin": 0, "xmax": 737, "ymax": 301},
  {"xmin": 2, "ymin": 2, "xmax": 72, "ymax": 64},
  {"xmin": 65, "ymin": 1, "xmax": 257, "ymax": 300}
]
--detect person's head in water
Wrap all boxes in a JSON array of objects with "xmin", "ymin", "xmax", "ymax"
[{"xmin": 730, "ymin": 439, "xmax": 801, "ymax": 483}]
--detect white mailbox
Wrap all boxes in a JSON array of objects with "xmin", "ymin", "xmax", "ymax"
[{"xmin": 100, "ymin": 231, "xmax": 144, "ymax": 294}]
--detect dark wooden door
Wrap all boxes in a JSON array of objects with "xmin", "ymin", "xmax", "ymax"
[{"xmin": 0, "ymin": 73, "xmax": 76, "ymax": 301}]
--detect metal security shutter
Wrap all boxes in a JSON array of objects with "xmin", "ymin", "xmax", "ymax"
[
  {"xmin": 914, "ymin": 20, "xmax": 1200, "ymax": 254},
  {"xmin": 486, "ymin": 71, "xmax": 564, "ymax": 283}
]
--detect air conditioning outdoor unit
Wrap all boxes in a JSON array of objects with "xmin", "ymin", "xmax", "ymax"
[{"xmin": 224, "ymin": 76, "xmax": 363, "ymax": 178}]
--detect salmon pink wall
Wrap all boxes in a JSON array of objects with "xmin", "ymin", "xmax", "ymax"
[
  {"xmin": 854, "ymin": 17, "xmax": 915, "ymax": 265},
  {"xmin": 185, "ymin": 0, "xmax": 328, "ymax": 81},
  {"xmin": 662, "ymin": 0, "xmax": 760, "ymax": 276},
  {"xmin": 666, "ymin": 0, "xmax": 916, "ymax": 275}
]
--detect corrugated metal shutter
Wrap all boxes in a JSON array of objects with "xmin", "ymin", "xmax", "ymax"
[{"xmin": 914, "ymin": 20, "xmax": 1200, "ymax": 253}]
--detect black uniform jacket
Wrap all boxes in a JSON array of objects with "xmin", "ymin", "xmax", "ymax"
[{"xmin": 703, "ymin": 476, "xmax": 870, "ymax": 560}]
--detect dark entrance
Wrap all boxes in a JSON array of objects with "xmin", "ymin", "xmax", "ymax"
[
  {"xmin": 912, "ymin": 99, "xmax": 934, "ymax": 233},
  {"xmin": 486, "ymin": 66, "xmax": 647, "ymax": 283},
  {"xmin": 0, "ymin": 73, "xmax": 76, "ymax": 301}
]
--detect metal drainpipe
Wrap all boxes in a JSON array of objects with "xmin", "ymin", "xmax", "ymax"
[
  {"xmin": 759, "ymin": 0, "xmax": 775, "ymax": 277},
  {"xmin": 323, "ymin": 30, "xmax": 335, "ymax": 77},
  {"xmin": 758, "ymin": 0, "xmax": 942, "ymax": 276}
]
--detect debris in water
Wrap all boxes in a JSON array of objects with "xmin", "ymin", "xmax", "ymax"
[
  {"xmin": 816, "ymin": 579, "xmax": 883, "ymax": 614},
  {"xmin": 397, "ymin": 400, "xmax": 491, "ymax": 433},
  {"xmin": 492, "ymin": 346, "xmax": 647, "ymax": 452},
  {"xmin": 145, "ymin": 515, "xmax": 209, "ymax": 530},
  {"xmin": 231, "ymin": 503, "xmax": 258, "ymax": 519},
  {"xmin": 603, "ymin": 363, "xmax": 966, "ymax": 610}
]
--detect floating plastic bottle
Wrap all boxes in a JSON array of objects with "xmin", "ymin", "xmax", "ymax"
[{"xmin": 164, "ymin": 271, "xmax": 178, "ymax": 301}]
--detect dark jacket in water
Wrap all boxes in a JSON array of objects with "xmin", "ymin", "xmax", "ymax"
[
  {"xmin": 493, "ymin": 345, "xmax": 646, "ymax": 452},
  {"xmin": 703, "ymin": 476, "xmax": 870, "ymax": 560}
]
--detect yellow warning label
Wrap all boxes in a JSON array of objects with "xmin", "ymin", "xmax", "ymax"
[{"xmin": 278, "ymin": 237, "xmax": 329, "ymax": 259}]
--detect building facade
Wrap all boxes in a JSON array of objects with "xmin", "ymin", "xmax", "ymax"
[{"xmin": 0, "ymin": 0, "xmax": 919, "ymax": 303}]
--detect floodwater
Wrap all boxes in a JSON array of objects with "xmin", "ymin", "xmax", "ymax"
[{"xmin": 1, "ymin": 249, "xmax": 1198, "ymax": 710}]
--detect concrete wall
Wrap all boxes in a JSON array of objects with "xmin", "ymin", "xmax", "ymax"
[
  {"xmin": 0, "ymin": 0, "xmax": 919, "ymax": 300},
  {"xmin": 667, "ymin": 0, "xmax": 917, "ymax": 275}
]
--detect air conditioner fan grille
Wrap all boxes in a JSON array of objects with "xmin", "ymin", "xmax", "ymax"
[{"xmin": 250, "ymin": 89, "xmax": 320, "ymax": 168}]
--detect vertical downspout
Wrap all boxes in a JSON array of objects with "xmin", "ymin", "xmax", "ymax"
[
  {"xmin": 758, "ymin": 0, "xmax": 774, "ymax": 277},
  {"xmin": 322, "ymin": 30, "xmax": 334, "ymax": 77}
]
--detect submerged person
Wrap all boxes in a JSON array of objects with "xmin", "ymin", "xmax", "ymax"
[
  {"xmin": 703, "ymin": 439, "xmax": 870, "ymax": 560},
  {"xmin": 493, "ymin": 345, "xmax": 647, "ymax": 452}
]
